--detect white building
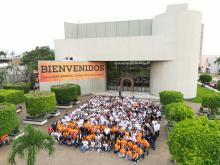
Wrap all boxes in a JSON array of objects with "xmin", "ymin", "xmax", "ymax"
[
  {"xmin": 40, "ymin": 4, "xmax": 203, "ymax": 99},
  {"xmin": 200, "ymin": 55, "xmax": 220, "ymax": 74}
]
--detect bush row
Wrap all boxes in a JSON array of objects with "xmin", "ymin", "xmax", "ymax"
[
  {"xmin": 199, "ymin": 74, "xmax": 212, "ymax": 86},
  {"xmin": 202, "ymin": 93, "xmax": 220, "ymax": 114},
  {"xmin": 0, "ymin": 89, "xmax": 24, "ymax": 105},
  {"xmin": 0, "ymin": 102, "xmax": 19, "ymax": 136},
  {"xmin": 165, "ymin": 102, "xmax": 194, "ymax": 124},
  {"xmin": 168, "ymin": 116, "xmax": 220, "ymax": 165},
  {"xmin": 25, "ymin": 91, "xmax": 56, "ymax": 117},
  {"xmin": 160, "ymin": 89, "xmax": 220, "ymax": 165},
  {"xmin": 51, "ymin": 83, "xmax": 81, "ymax": 105},
  {"xmin": 3, "ymin": 82, "xmax": 31, "ymax": 93},
  {"xmin": 159, "ymin": 90, "xmax": 184, "ymax": 106}
]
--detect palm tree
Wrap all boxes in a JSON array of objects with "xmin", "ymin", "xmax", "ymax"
[
  {"xmin": 8, "ymin": 125, "xmax": 55, "ymax": 165},
  {"xmin": 214, "ymin": 57, "xmax": 220, "ymax": 74}
]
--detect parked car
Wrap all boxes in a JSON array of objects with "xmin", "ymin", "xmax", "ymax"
[{"xmin": 208, "ymin": 81, "xmax": 217, "ymax": 89}]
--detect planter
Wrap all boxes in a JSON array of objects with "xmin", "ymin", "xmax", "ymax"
[
  {"xmin": 8, "ymin": 130, "xmax": 24, "ymax": 140},
  {"xmin": 50, "ymin": 110, "xmax": 60, "ymax": 117},
  {"xmin": 56, "ymin": 102, "xmax": 73, "ymax": 109},
  {"xmin": 75, "ymin": 100, "xmax": 80, "ymax": 104},
  {"xmin": 23, "ymin": 116, "xmax": 47, "ymax": 125},
  {"xmin": 56, "ymin": 105, "xmax": 73, "ymax": 109},
  {"xmin": 25, "ymin": 91, "xmax": 56, "ymax": 117}
]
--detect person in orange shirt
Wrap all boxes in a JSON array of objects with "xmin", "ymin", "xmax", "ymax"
[
  {"xmin": 118, "ymin": 147, "xmax": 126, "ymax": 158},
  {"xmin": 126, "ymin": 149, "xmax": 132, "ymax": 160},
  {"xmin": 120, "ymin": 139, "xmax": 127, "ymax": 147},
  {"xmin": 114, "ymin": 143, "xmax": 120, "ymax": 153},
  {"xmin": 142, "ymin": 139, "xmax": 150, "ymax": 155},
  {"xmin": 127, "ymin": 141, "xmax": 133, "ymax": 149},
  {"xmin": 136, "ymin": 136, "xmax": 142, "ymax": 145},
  {"xmin": 91, "ymin": 133, "xmax": 96, "ymax": 140},
  {"xmin": 137, "ymin": 131, "xmax": 143, "ymax": 138},
  {"xmin": 111, "ymin": 126, "xmax": 117, "ymax": 133},
  {"xmin": 86, "ymin": 135, "xmax": 92, "ymax": 141},
  {"xmin": 139, "ymin": 147, "xmax": 144, "ymax": 160},
  {"xmin": 132, "ymin": 143, "xmax": 138, "ymax": 151},
  {"xmin": 116, "ymin": 138, "xmax": 120, "ymax": 144},
  {"xmin": 132, "ymin": 151, "xmax": 138, "ymax": 164}
]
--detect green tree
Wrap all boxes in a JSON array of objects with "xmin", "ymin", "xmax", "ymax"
[
  {"xmin": 159, "ymin": 90, "xmax": 184, "ymax": 107},
  {"xmin": 168, "ymin": 117, "xmax": 220, "ymax": 165},
  {"xmin": 202, "ymin": 94, "xmax": 220, "ymax": 115},
  {"xmin": 0, "ymin": 51, "xmax": 6, "ymax": 58},
  {"xmin": 199, "ymin": 74, "xmax": 212, "ymax": 87},
  {"xmin": 8, "ymin": 125, "xmax": 55, "ymax": 165},
  {"xmin": 21, "ymin": 46, "xmax": 54, "ymax": 88},
  {"xmin": 165, "ymin": 102, "xmax": 194, "ymax": 124}
]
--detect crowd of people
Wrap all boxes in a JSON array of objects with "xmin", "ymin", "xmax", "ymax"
[{"xmin": 48, "ymin": 95, "xmax": 162, "ymax": 164}]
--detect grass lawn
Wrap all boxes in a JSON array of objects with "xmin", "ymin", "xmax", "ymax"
[{"xmin": 186, "ymin": 85, "xmax": 217, "ymax": 103}]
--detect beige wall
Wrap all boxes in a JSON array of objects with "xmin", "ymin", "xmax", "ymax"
[
  {"xmin": 50, "ymin": 4, "xmax": 202, "ymax": 98},
  {"xmin": 54, "ymin": 35, "xmax": 176, "ymax": 61},
  {"xmin": 40, "ymin": 78, "xmax": 106, "ymax": 95},
  {"xmin": 150, "ymin": 4, "xmax": 202, "ymax": 98}
]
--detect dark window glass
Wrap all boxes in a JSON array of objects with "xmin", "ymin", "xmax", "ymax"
[{"xmin": 107, "ymin": 61, "xmax": 150, "ymax": 92}]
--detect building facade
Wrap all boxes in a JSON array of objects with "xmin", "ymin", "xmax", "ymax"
[{"xmin": 40, "ymin": 4, "xmax": 202, "ymax": 99}]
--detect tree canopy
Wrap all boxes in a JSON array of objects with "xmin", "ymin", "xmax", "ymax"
[
  {"xmin": 202, "ymin": 93, "xmax": 220, "ymax": 114},
  {"xmin": 168, "ymin": 117, "xmax": 220, "ymax": 165},
  {"xmin": 21, "ymin": 46, "xmax": 55, "ymax": 71},
  {"xmin": 165, "ymin": 102, "xmax": 194, "ymax": 124},
  {"xmin": 199, "ymin": 74, "xmax": 212, "ymax": 86}
]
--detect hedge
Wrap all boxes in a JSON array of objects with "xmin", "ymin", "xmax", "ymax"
[
  {"xmin": 165, "ymin": 102, "xmax": 194, "ymax": 124},
  {"xmin": 202, "ymin": 94, "xmax": 220, "ymax": 114},
  {"xmin": 0, "ymin": 103, "xmax": 19, "ymax": 136},
  {"xmin": 159, "ymin": 90, "xmax": 184, "ymax": 106},
  {"xmin": 217, "ymin": 80, "xmax": 220, "ymax": 91},
  {"xmin": 0, "ymin": 89, "xmax": 24, "ymax": 105},
  {"xmin": 199, "ymin": 74, "xmax": 212, "ymax": 86},
  {"xmin": 75, "ymin": 84, "xmax": 81, "ymax": 96},
  {"xmin": 25, "ymin": 91, "xmax": 56, "ymax": 116},
  {"xmin": 51, "ymin": 84, "xmax": 78, "ymax": 105},
  {"xmin": 168, "ymin": 117, "xmax": 220, "ymax": 165},
  {"xmin": 3, "ymin": 82, "xmax": 31, "ymax": 93}
]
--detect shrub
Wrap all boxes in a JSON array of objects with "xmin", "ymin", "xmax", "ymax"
[
  {"xmin": 0, "ymin": 103, "xmax": 19, "ymax": 136},
  {"xmin": 51, "ymin": 84, "xmax": 78, "ymax": 105},
  {"xmin": 168, "ymin": 117, "xmax": 220, "ymax": 165},
  {"xmin": 3, "ymin": 82, "xmax": 31, "ymax": 93},
  {"xmin": 199, "ymin": 74, "xmax": 212, "ymax": 86},
  {"xmin": 202, "ymin": 94, "xmax": 220, "ymax": 114},
  {"xmin": 159, "ymin": 90, "xmax": 184, "ymax": 106},
  {"xmin": 216, "ymin": 80, "xmax": 220, "ymax": 91},
  {"xmin": 165, "ymin": 102, "xmax": 194, "ymax": 124},
  {"xmin": 75, "ymin": 84, "xmax": 81, "ymax": 96},
  {"xmin": 0, "ymin": 89, "xmax": 24, "ymax": 105},
  {"xmin": 25, "ymin": 91, "xmax": 56, "ymax": 116}
]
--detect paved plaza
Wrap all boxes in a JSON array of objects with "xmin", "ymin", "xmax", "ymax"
[
  {"xmin": 0, "ymin": 95, "xmax": 173, "ymax": 165},
  {"xmin": 95, "ymin": 91, "xmax": 159, "ymax": 100}
]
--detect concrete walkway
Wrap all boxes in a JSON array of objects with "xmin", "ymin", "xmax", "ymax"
[{"xmin": 0, "ymin": 95, "xmax": 172, "ymax": 165}]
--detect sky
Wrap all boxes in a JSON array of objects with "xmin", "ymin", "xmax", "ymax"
[{"xmin": 0, "ymin": 0, "xmax": 219, "ymax": 55}]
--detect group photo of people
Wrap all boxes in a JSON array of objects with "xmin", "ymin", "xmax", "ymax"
[{"xmin": 48, "ymin": 95, "xmax": 162, "ymax": 164}]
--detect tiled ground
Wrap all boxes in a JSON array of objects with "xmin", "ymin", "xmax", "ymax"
[
  {"xmin": 95, "ymin": 91, "xmax": 159, "ymax": 100},
  {"xmin": 0, "ymin": 95, "xmax": 173, "ymax": 165}
]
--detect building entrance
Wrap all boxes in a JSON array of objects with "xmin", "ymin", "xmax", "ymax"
[{"xmin": 107, "ymin": 61, "xmax": 150, "ymax": 92}]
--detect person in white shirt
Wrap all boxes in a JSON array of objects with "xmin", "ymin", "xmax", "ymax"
[{"xmin": 153, "ymin": 121, "xmax": 161, "ymax": 137}]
